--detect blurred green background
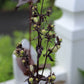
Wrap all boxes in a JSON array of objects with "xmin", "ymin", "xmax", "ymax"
[{"xmin": 0, "ymin": 0, "xmax": 62, "ymax": 82}]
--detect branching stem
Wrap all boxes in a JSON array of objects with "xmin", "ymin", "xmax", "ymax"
[
  {"xmin": 37, "ymin": 0, "xmax": 44, "ymax": 77},
  {"xmin": 29, "ymin": 3, "xmax": 32, "ymax": 62}
]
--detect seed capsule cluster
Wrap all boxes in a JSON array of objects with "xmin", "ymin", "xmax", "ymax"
[{"xmin": 14, "ymin": 0, "xmax": 62, "ymax": 84}]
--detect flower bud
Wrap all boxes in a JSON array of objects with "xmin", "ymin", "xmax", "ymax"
[
  {"xmin": 36, "ymin": 78, "xmax": 38, "ymax": 81},
  {"xmin": 51, "ymin": 75, "xmax": 56, "ymax": 80},
  {"xmin": 57, "ymin": 45, "xmax": 60, "ymax": 49},
  {"xmin": 42, "ymin": 29, "xmax": 46, "ymax": 35},
  {"xmin": 38, "ymin": 25, "xmax": 40, "ymax": 28},
  {"xmin": 30, "ymin": 65, "xmax": 34, "ymax": 72},
  {"xmin": 33, "ymin": 24, "xmax": 37, "ymax": 28},
  {"xmin": 48, "ymin": 77, "xmax": 51, "ymax": 80},
  {"xmin": 22, "ymin": 59, "xmax": 25, "ymax": 63},
  {"xmin": 41, "ymin": 35, "xmax": 44, "ymax": 39},
  {"xmin": 33, "ymin": 17, "xmax": 38, "ymax": 23},
  {"xmin": 19, "ymin": 50, "xmax": 24, "ymax": 57},
  {"xmin": 48, "ymin": 9, "xmax": 51, "ymax": 13},
  {"xmin": 51, "ymin": 25, "xmax": 54, "ymax": 28},
  {"xmin": 48, "ymin": 48, "xmax": 52, "ymax": 52},
  {"xmin": 34, "ymin": 6, "xmax": 37, "ymax": 9},
  {"xmin": 49, "ymin": 31, "xmax": 53, "ymax": 36},
  {"xmin": 32, "ymin": 7, "xmax": 35, "ymax": 10},
  {"xmin": 29, "ymin": 78, "xmax": 33, "ymax": 83},
  {"xmin": 59, "ymin": 38, "xmax": 62, "ymax": 42},
  {"xmin": 16, "ymin": 42, "xmax": 22, "ymax": 48},
  {"xmin": 20, "ymin": 50, "xmax": 24, "ymax": 54},
  {"xmin": 32, "ymin": 12, "xmax": 34, "ymax": 15},
  {"xmin": 13, "ymin": 50, "xmax": 18, "ymax": 57},
  {"xmin": 48, "ymin": 76, "xmax": 51, "ymax": 82},
  {"xmin": 52, "ymin": 47, "xmax": 58, "ymax": 53}
]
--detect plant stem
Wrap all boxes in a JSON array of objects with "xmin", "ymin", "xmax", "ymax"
[
  {"xmin": 41, "ymin": 0, "xmax": 44, "ymax": 15},
  {"xmin": 42, "ymin": 40, "xmax": 48, "ymax": 75},
  {"xmin": 29, "ymin": 4, "xmax": 32, "ymax": 62},
  {"xmin": 37, "ymin": 0, "xmax": 44, "ymax": 77}
]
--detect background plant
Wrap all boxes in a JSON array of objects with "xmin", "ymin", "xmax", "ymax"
[
  {"xmin": 0, "ymin": 36, "xmax": 14, "ymax": 82},
  {"xmin": 0, "ymin": 0, "xmax": 9, "ymax": 9},
  {"xmin": 79, "ymin": 69, "xmax": 84, "ymax": 77}
]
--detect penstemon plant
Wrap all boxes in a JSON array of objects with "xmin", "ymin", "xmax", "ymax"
[{"xmin": 14, "ymin": 0, "xmax": 62, "ymax": 84}]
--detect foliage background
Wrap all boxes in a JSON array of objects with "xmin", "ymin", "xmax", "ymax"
[{"xmin": 0, "ymin": 0, "xmax": 62, "ymax": 82}]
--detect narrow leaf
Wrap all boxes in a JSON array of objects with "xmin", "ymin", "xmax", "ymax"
[{"xmin": 78, "ymin": 68, "xmax": 84, "ymax": 77}]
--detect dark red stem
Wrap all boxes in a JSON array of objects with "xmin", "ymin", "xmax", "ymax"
[
  {"xmin": 29, "ymin": 4, "xmax": 32, "ymax": 60},
  {"xmin": 37, "ymin": 0, "xmax": 44, "ymax": 77}
]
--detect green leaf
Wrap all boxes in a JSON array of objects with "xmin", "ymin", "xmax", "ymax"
[{"xmin": 78, "ymin": 68, "xmax": 84, "ymax": 77}]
